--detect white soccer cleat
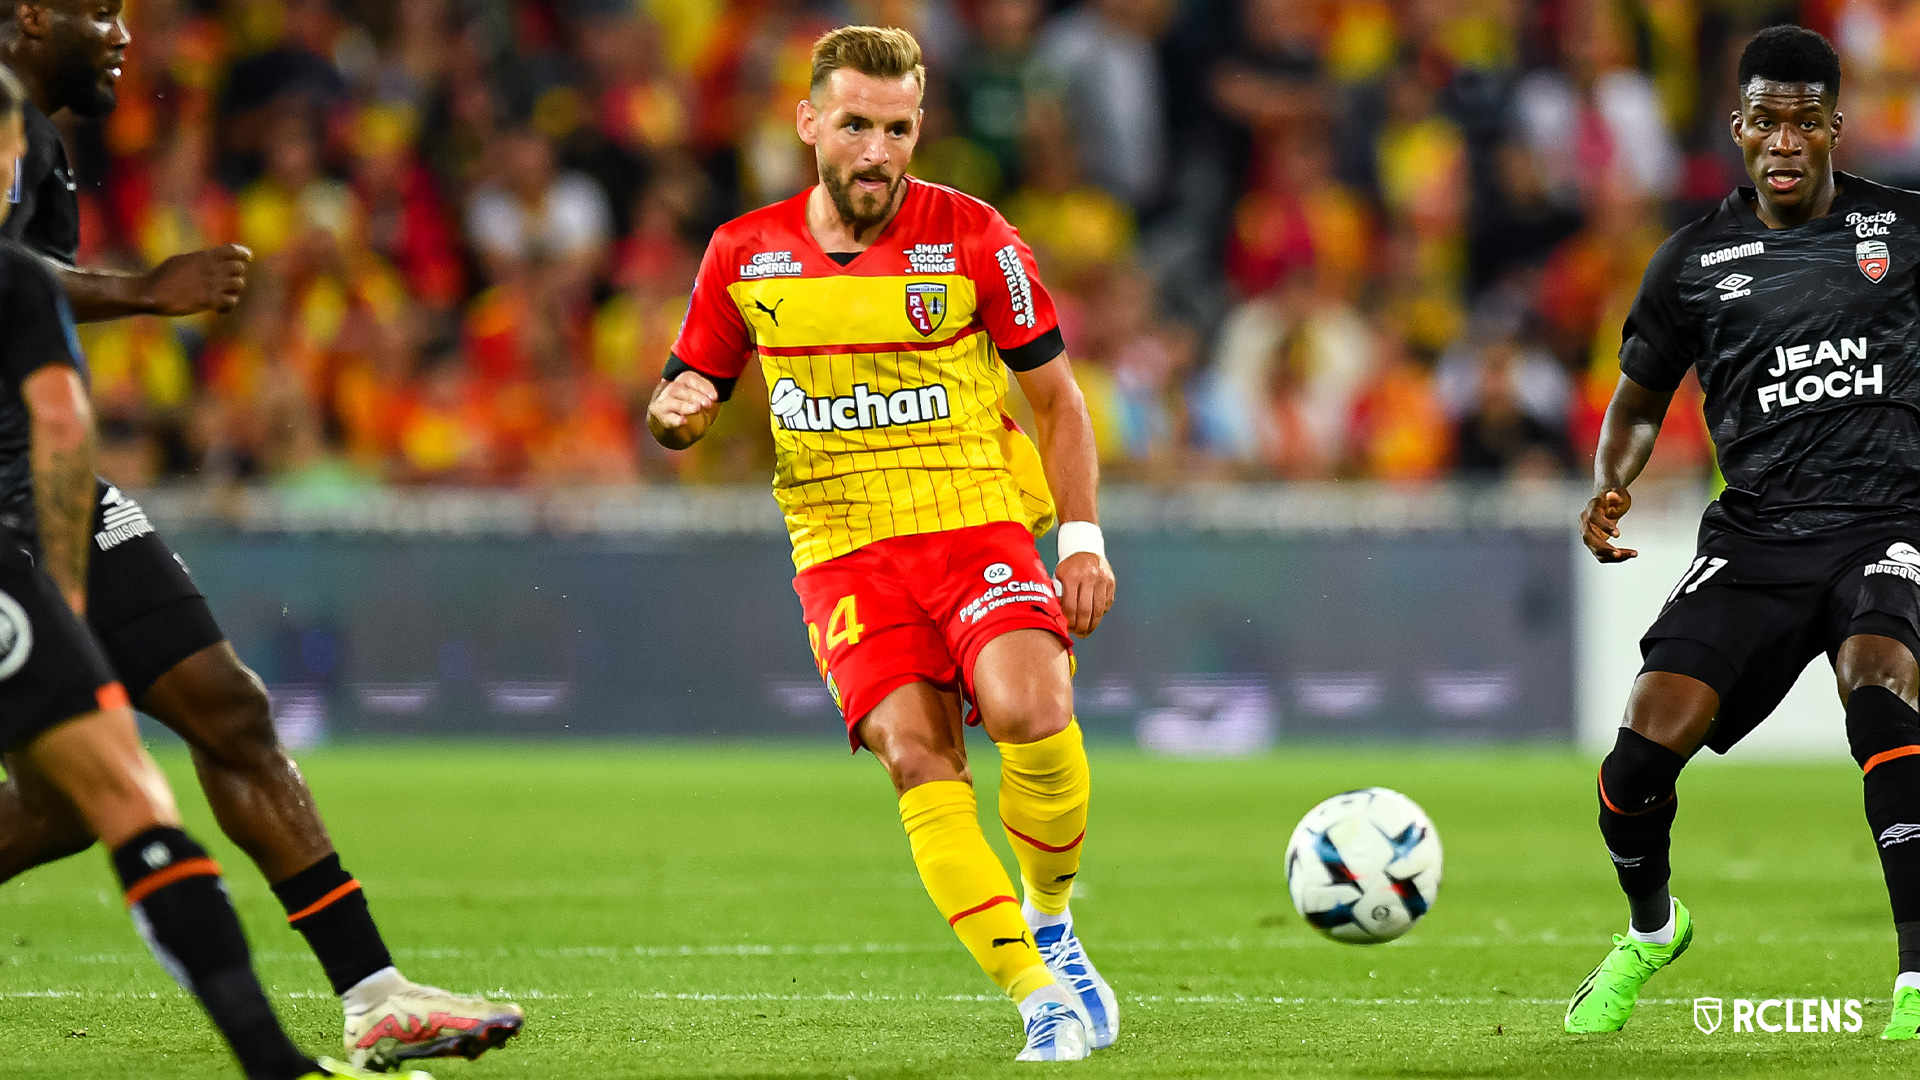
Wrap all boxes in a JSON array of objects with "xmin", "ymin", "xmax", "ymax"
[
  {"xmin": 1015, "ymin": 983, "xmax": 1092, "ymax": 1062},
  {"xmin": 1030, "ymin": 910, "xmax": 1119, "ymax": 1049},
  {"xmin": 344, "ymin": 978, "xmax": 524, "ymax": 1071}
]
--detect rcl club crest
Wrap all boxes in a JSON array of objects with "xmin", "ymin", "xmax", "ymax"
[
  {"xmin": 1859, "ymin": 239, "xmax": 1891, "ymax": 282},
  {"xmin": 905, "ymin": 282, "xmax": 947, "ymax": 336}
]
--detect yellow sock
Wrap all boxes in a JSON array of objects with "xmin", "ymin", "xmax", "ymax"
[
  {"xmin": 998, "ymin": 720, "xmax": 1090, "ymax": 916},
  {"xmin": 899, "ymin": 780, "xmax": 1055, "ymax": 1001}
]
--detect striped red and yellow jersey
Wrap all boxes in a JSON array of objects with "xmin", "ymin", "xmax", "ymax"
[{"xmin": 668, "ymin": 178, "xmax": 1065, "ymax": 570}]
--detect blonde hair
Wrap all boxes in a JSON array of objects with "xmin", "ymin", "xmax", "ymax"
[{"xmin": 810, "ymin": 25, "xmax": 926, "ymax": 98}]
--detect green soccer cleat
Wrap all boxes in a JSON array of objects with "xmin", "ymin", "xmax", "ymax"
[
  {"xmin": 1563, "ymin": 898, "xmax": 1694, "ymax": 1033},
  {"xmin": 1881, "ymin": 986, "xmax": 1920, "ymax": 1039}
]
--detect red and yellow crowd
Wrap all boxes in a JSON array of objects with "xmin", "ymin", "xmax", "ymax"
[{"xmin": 59, "ymin": 0, "xmax": 1907, "ymax": 491}]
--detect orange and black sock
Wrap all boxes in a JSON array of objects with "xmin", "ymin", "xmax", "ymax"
[
  {"xmin": 1846, "ymin": 686, "xmax": 1920, "ymax": 972},
  {"xmin": 114, "ymin": 826, "xmax": 316, "ymax": 1080},
  {"xmin": 272, "ymin": 852, "xmax": 395, "ymax": 996},
  {"xmin": 1596, "ymin": 728, "xmax": 1685, "ymax": 934}
]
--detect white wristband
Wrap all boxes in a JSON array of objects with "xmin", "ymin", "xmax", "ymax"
[{"xmin": 1056, "ymin": 520, "xmax": 1105, "ymax": 563}]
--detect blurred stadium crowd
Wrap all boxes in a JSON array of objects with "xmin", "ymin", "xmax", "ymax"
[{"xmin": 62, "ymin": 0, "xmax": 1902, "ymax": 492}]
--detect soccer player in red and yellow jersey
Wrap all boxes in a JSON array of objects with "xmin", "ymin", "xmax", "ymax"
[{"xmin": 647, "ymin": 25, "xmax": 1116, "ymax": 1064}]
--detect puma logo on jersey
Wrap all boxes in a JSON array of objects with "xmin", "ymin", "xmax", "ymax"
[
  {"xmin": 770, "ymin": 378, "xmax": 951, "ymax": 432},
  {"xmin": 753, "ymin": 298, "xmax": 784, "ymax": 326},
  {"xmin": 1700, "ymin": 241, "xmax": 1764, "ymax": 268}
]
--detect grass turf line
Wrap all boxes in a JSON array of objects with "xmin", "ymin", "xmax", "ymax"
[{"xmin": 0, "ymin": 743, "xmax": 1908, "ymax": 1078}]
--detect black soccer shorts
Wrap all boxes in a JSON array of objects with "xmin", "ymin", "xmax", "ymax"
[
  {"xmin": 0, "ymin": 528, "xmax": 125, "ymax": 753},
  {"xmin": 85, "ymin": 480, "xmax": 224, "ymax": 703},
  {"xmin": 1639, "ymin": 517, "xmax": 1920, "ymax": 754}
]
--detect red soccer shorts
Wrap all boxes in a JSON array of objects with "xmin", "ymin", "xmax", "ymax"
[{"xmin": 793, "ymin": 521, "xmax": 1073, "ymax": 750}]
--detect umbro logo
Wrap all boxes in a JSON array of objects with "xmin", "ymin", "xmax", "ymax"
[
  {"xmin": 1715, "ymin": 273, "xmax": 1754, "ymax": 301},
  {"xmin": 1879, "ymin": 823, "xmax": 1920, "ymax": 848}
]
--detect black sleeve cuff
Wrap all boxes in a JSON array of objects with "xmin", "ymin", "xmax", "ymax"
[
  {"xmin": 663, "ymin": 353, "xmax": 739, "ymax": 401},
  {"xmin": 999, "ymin": 327, "xmax": 1065, "ymax": 372},
  {"xmin": 1617, "ymin": 338, "xmax": 1686, "ymax": 393}
]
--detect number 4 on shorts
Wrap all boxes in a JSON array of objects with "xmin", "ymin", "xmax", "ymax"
[
  {"xmin": 1666, "ymin": 557, "xmax": 1729, "ymax": 604},
  {"xmin": 827, "ymin": 595, "xmax": 865, "ymax": 649}
]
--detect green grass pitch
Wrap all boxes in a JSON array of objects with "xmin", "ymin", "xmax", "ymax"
[{"xmin": 0, "ymin": 740, "xmax": 1913, "ymax": 1078}]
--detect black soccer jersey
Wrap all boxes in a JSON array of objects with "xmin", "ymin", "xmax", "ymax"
[
  {"xmin": 0, "ymin": 101, "xmax": 80, "ymax": 265},
  {"xmin": 0, "ymin": 241, "xmax": 85, "ymax": 538},
  {"xmin": 1622, "ymin": 171, "xmax": 1920, "ymax": 537}
]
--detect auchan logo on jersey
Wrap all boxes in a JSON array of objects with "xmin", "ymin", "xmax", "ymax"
[
  {"xmin": 1756, "ymin": 336, "xmax": 1882, "ymax": 413},
  {"xmin": 770, "ymin": 377, "xmax": 952, "ymax": 432}
]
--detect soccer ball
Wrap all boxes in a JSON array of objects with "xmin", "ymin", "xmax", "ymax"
[{"xmin": 1285, "ymin": 787, "xmax": 1442, "ymax": 944}]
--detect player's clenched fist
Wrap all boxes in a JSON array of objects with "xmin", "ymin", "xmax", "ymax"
[
  {"xmin": 1056, "ymin": 551, "xmax": 1116, "ymax": 637},
  {"xmin": 1580, "ymin": 488, "xmax": 1637, "ymax": 563},
  {"xmin": 144, "ymin": 244, "xmax": 252, "ymax": 316},
  {"xmin": 647, "ymin": 370, "xmax": 722, "ymax": 449}
]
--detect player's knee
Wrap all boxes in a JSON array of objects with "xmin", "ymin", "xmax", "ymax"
[
  {"xmin": 1837, "ymin": 633, "xmax": 1920, "ymax": 703},
  {"xmin": 986, "ymin": 702, "xmax": 1071, "ymax": 746},
  {"xmin": 881, "ymin": 741, "xmax": 970, "ymax": 795},
  {"xmin": 188, "ymin": 665, "xmax": 282, "ymax": 768},
  {"xmin": 1598, "ymin": 728, "xmax": 1687, "ymax": 818},
  {"xmin": 973, "ymin": 679, "xmax": 1073, "ymax": 745}
]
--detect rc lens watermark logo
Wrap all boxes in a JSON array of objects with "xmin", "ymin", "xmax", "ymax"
[{"xmin": 1692, "ymin": 997, "xmax": 1863, "ymax": 1034}]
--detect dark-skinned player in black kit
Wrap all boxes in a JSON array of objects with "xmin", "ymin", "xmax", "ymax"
[
  {"xmin": 0, "ymin": 1, "xmax": 520, "ymax": 1070},
  {"xmin": 0, "ymin": 61, "xmax": 422, "ymax": 1080},
  {"xmin": 1567, "ymin": 25, "xmax": 1920, "ymax": 1039}
]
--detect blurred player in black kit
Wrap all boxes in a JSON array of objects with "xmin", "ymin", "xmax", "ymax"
[
  {"xmin": 1566, "ymin": 25, "xmax": 1920, "ymax": 1039},
  {"xmin": 0, "ymin": 61, "xmax": 416, "ymax": 1080},
  {"xmin": 0, "ymin": 1, "xmax": 521, "ymax": 1070}
]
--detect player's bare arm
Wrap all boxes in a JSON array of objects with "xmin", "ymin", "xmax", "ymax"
[
  {"xmin": 645, "ymin": 370, "xmax": 722, "ymax": 450},
  {"xmin": 1582, "ymin": 375, "xmax": 1674, "ymax": 565},
  {"xmin": 53, "ymin": 244, "xmax": 254, "ymax": 322},
  {"xmin": 1016, "ymin": 357, "xmax": 1114, "ymax": 636},
  {"xmin": 22, "ymin": 363, "xmax": 93, "ymax": 613}
]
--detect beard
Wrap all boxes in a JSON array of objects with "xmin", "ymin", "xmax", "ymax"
[
  {"xmin": 51, "ymin": 46, "xmax": 116, "ymax": 118},
  {"xmin": 820, "ymin": 160, "xmax": 901, "ymax": 231}
]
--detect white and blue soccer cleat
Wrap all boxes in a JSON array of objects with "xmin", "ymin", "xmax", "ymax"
[
  {"xmin": 1028, "ymin": 906, "xmax": 1118, "ymax": 1049},
  {"xmin": 1015, "ymin": 984, "xmax": 1092, "ymax": 1062}
]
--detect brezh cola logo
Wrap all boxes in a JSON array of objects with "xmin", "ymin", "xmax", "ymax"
[{"xmin": 1692, "ymin": 996, "xmax": 1863, "ymax": 1033}]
